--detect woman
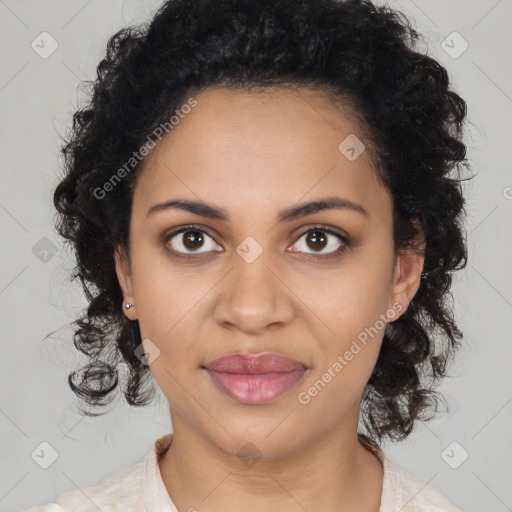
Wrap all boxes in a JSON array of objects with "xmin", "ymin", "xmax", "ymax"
[{"xmin": 25, "ymin": 0, "xmax": 471, "ymax": 510}]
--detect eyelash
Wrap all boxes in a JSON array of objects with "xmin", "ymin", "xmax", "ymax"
[{"xmin": 162, "ymin": 223, "xmax": 351, "ymax": 261}]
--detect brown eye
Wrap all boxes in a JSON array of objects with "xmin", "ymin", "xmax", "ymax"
[
  {"xmin": 305, "ymin": 230, "xmax": 328, "ymax": 252},
  {"xmin": 182, "ymin": 230, "xmax": 205, "ymax": 250},
  {"xmin": 289, "ymin": 225, "xmax": 349, "ymax": 258},
  {"xmin": 165, "ymin": 227, "xmax": 221, "ymax": 256}
]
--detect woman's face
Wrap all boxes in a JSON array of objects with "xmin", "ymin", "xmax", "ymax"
[{"xmin": 115, "ymin": 86, "xmax": 423, "ymax": 458}]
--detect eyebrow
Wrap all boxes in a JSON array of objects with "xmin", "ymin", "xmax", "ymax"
[{"xmin": 146, "ymin": 196, "xmax": 369, "ymax": 222}]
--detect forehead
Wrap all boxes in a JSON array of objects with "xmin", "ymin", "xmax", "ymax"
[{"xmin": 133, "ymin": 86, "xmax": 391, "ymax": 222}]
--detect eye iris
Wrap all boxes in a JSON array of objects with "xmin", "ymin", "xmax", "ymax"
[
  {"xmin": 183, "ymin": 230, "xmax": 204, "ymax": 250},
  {"xmin": 307, "ymin": 230, "xmax": 327, "ymax": 251}
]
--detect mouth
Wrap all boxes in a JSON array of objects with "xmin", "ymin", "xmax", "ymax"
[{"xmin": 202, "ymin": 352, "xmax": 309, "ymax": 405}]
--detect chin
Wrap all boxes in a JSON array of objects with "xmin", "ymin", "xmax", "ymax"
[{"xmin": 210, "ymin": 422, "xmax": 304, "ymax": 462}]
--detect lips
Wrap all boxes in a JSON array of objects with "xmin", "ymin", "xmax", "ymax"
[
  {"xmin": 204, "ymin": 353, "xmax": 307, "ymax": 374},
  {"xmin": 203, "ymin": 353, "xmax": 308, "ymax": 404}
]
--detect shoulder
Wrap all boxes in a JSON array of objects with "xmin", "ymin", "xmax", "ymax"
[
  {"xmin": 21, "ymin": 457, "xmax": 147, "ymax": 512},
  {"xmin": 381, "ymin": 456, "xmax": 463, "ymax": 512}
]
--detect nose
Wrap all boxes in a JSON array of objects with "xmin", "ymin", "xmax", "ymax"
[{"xmin": 213, "ymin": 256, "xmax": 295, "ymax": 336}]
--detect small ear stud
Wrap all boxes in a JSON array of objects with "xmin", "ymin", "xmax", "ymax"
[{"xmin": 125, "ymin": 303, "xmax": 135, "ymax": 309}]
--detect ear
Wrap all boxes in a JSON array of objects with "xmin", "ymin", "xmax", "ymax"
[
  {"xmin": 389, "ymin": 219, "xmax": 425, "ymax": 319},
  {"xmin": 114, "ymin": 245, "xmax": 138, "ymax": 320}
]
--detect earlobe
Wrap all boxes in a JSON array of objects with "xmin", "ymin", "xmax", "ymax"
[
  {"xmin": 390, "ymin": 220, "xmax": 426, "ymax": 316},
  {"xmin": 114, "ymin": 246, "xmax": 138, "ymax": 320}
]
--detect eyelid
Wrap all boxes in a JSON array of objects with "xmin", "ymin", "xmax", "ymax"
[
  {"xmin": 163, "ymin": 224, "xmax": 222, "ymax": 253},
  {"xmin": 164, "ymin": 223, "xmax": 219, "ymax": 241},
  {"xmin": 291, "ymin": 223, "xmax": 348, "ymax": 242},
  {"xmin": 288, "ymin": 224, "xmax": 350, "ymax": 254}
]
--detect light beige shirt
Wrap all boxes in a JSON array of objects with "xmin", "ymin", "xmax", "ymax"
[{"xmin": 23, "ymin": 433, "xmax": 462, "ymax": 512}]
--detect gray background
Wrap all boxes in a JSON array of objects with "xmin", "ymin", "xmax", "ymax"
[{"xmin": 1, "ymin": 1, "xmax": 511, "ymax": 511}]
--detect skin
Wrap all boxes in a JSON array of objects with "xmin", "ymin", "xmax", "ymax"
[{"xmin": 115, "ymin": 86, "xmax": 425, "ymax": 512}]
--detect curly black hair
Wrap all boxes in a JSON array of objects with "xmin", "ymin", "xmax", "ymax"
[{"xmin": 52, "ymin": 0, "xmax": 473, "ymax": 443}]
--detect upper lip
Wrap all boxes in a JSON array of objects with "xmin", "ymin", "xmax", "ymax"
[{"xmin": 203, "ymin": 353, "xmax": 308, "ymax": 374}]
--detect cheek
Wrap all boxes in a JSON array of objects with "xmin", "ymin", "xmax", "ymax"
[
  {"xmin": 138, "ymin": 312, "xmax": 203, "ymax": 413},
  {"xmin": 299, "ymin": 246, "xmax": 392, "ymax": 383},
  {"xmin": 131, "ymin": 254, "xmax": 213, "ymax": 368},
  {"xmin": 305, "ymin": 250, "xmax": 392, "ymax": 336},
  {"xmin": 130, "ymin": 244, "xmax": 199, "ymax": 335},
  {"xmin": 298, "ymin": 306, "xmax": 386, "ymax": 417}
]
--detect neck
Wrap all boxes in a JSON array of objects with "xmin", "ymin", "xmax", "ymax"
[{"xmin": 158, "ymin": 406, "xmax": 383, "ymax": 512}]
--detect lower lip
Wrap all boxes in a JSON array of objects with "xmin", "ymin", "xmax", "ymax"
[{"xmin": 205, "ymin": 369, "xmax": 307, "ymax": 404}]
